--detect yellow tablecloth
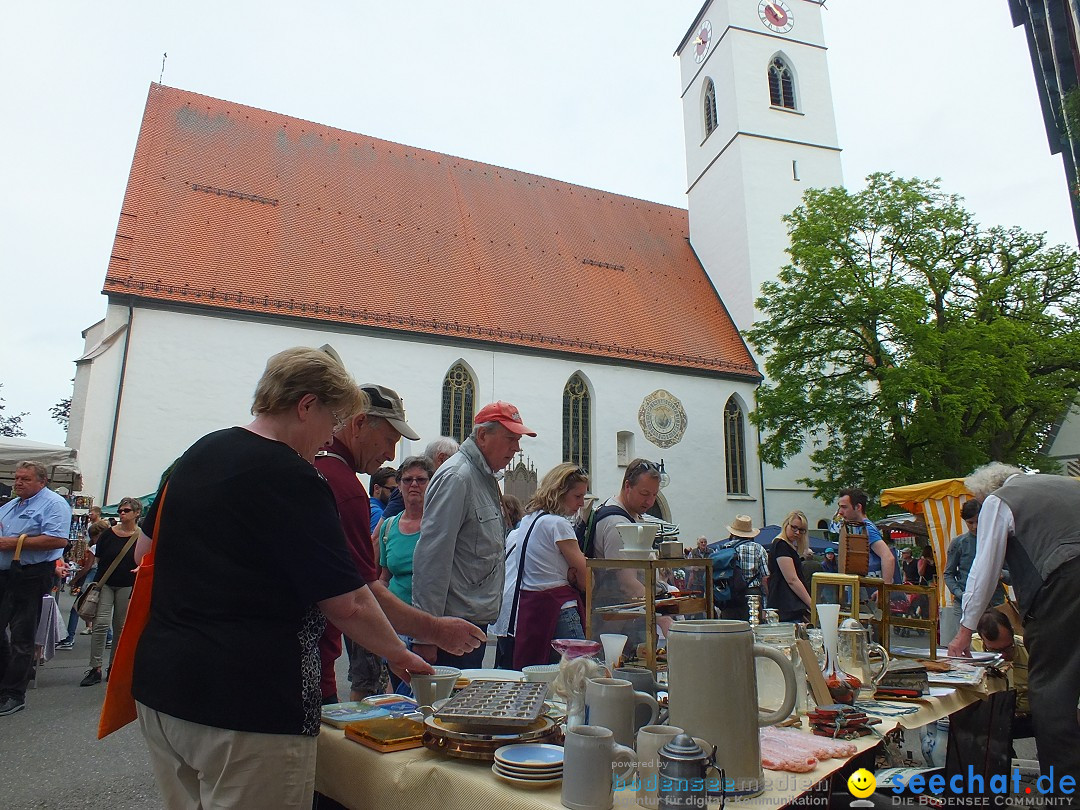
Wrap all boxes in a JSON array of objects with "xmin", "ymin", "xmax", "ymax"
[
  {"xmin": 316, "ymin": 724, "xmax": 875, "ymax": 810},
  {"xmin": 315, "ymin": 682, "xmax": 1003, "ymax": 810}
]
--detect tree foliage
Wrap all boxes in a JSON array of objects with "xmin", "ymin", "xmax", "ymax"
[
  {"xmin": 0, "ymin": 384, "xmax": 28, "ymax": 438},
  {"xmin": 50, "ymin": 397, "xmax": 71, "ymax": 431},
  {"xmin": 747, "ymin": 173, "xmax": 1080, "ymax": 503}
]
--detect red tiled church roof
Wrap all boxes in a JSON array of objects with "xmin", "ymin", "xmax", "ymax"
[{"xmin": 103, "ymin": 84, "xmax": 759, "ymax": 378}]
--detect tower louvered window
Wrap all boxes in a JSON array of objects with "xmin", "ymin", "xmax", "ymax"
[
  {"xmin": 704, "ymin": 78, "xmax": 718, "ymax": 137},
  {"xmin": 768, "ymin": 57, "xmax": 796, "ymax": 110}
]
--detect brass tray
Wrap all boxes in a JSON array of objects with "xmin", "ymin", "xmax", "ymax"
[{"xmin": 422, "ymin": 715, "xmax": 561, "ymax": 761}]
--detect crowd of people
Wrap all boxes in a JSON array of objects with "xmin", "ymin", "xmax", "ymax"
[{"xmin": 1, "ymin": 345, "xmax": 1077, "ymax": 804}]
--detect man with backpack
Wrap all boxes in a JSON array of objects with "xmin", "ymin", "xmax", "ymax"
[
  {"xmin": 587, "ymin": 459, "xmax": 662, "ymax": 563},
  {"xmin": 581, "ymin": 460, "xmax": 664, "ymax": 646},
  {"xmin": 708, "ymin": 515, "xmax": 768, "ymax": 623}
]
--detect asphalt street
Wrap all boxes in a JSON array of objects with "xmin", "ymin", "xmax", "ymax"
[
  {"xmin": 0, "ymin": 590, "xmax": 361, "ymax": 810},
  {"xmin": 0, "ymin": 590, "xmax": 161, "ymax": 810}
]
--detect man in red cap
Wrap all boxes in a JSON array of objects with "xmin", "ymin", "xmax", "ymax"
[{"xmin": 412, "ymin": 402, "xmax": 536, "ymax": 669}]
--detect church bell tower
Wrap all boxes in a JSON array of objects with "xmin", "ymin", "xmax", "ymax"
[
  {"xmin": 675, "ymin": 0, "xmax": 845, "ymax": 521},
  {"xmin": 676, "ymin": 0, "xmax": 843, "ymax": 333}
]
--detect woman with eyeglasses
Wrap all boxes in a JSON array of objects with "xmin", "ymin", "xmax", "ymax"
[
  {"xmin": 377, "ymin": 456, "xmax": 434, "ymax": 607},
  {"xmin": 766, "ymin": 509, "xmax": 814, "ymax": 623},
  {"xmin": 79, "ymin": 497, "xmax": 142, "ymax": 687},
  {"xmin": 492, "ymin": 463, "xmax": 590, "ymax": 669},
  {"xmin": 129, "ymin": 347, "xmax": 432, "ymax": 809}
]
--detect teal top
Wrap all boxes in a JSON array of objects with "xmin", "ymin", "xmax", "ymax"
[{"xmin": 378, "ymin": 514, "xmax": 421, "ymax": 605}]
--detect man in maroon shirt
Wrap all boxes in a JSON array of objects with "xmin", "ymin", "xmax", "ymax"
[{"xmin": 315, "ymin": 383, "xmax": 485, "ymax": 701}]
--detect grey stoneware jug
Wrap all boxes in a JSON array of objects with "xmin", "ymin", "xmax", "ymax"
[{"xmin": 665, "ymin": 619, "xmax": 796, "ymax": 799}]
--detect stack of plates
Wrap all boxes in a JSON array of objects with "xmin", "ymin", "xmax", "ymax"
[{"xmin": 491, "ymin": 743, "xmax": 564, "ymax": 788}]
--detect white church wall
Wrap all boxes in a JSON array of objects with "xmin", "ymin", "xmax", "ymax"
[{"xmin": 75, "ymin": 304, "xmax": 762, "ymax": 541}]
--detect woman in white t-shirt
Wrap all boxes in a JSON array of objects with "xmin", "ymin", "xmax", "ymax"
[{"xmin": 493, "ymin": 463, "xmax": 590, "ymax": 669}]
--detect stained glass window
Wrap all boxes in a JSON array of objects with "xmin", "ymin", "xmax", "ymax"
[
  {"xmin": 724, "ymin": 397, "xmax": 748, "ymax": 495},
  {"xmin": 441, "ymin": 363, "xmax": 475, "ymax": 443},
  {"xmin": 562, "ymin": 373, "xmax": 591, "ymax": 471}
]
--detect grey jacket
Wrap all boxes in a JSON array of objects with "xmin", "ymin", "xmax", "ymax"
[
  {"xmin": 942, "ymin": 532, "xmax": 1005, "ymax": 606},
  {"xmin": 413, "ymin": 437, "xmax": 507, "ymax": 624}
]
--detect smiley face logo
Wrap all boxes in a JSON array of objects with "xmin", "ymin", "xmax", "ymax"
[{"xmin": 847, "ymin": 768, "xmax": 876, "ymax": 798}]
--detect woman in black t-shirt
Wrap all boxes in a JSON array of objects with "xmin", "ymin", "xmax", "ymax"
[
  {"xmin": 80, "ymin": 497, "xmax": 142, "ymax": 687},
  {"xmin": 766, "ymin": 510, "xmax": 815, "ymax": 623},
  {"xmin": 129, "ymin": 347, "xmax": 433, "ymax": 810}
]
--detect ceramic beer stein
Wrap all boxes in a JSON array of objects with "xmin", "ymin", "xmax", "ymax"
[
  {"xmin": 636, "ymin": 724, "xmax": 683, "ymax": 808},
  {"xmin": 614, "ymin": 666, "xmax": 666, "ymax": 730},
  {"xmin": 561, "ymin": 725, "xmax": 636, "ymax": 810},
  {"xmin": 666, "ymin": 620, "xmax": 796, "ymax": 799},
  {"xmin": 585, "ymin": 677, "xmax": 659, "ymax": 748}
]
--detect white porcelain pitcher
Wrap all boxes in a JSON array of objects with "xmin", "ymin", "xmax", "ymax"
[{"xmin": 666, "ymin": 619, "xmax": 797, "ymax": 799}]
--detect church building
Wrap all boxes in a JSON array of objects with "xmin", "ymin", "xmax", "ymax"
[{"xmin": 70, "ymin": 0, "xmax": 842, "ymax": 537}]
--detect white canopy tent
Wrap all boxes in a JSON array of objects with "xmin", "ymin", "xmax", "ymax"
[{"xmin": 0, "ymin": 437, "xmax": 82, "ymax": 494}]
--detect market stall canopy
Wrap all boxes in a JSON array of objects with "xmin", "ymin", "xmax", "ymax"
[
  {"xmin": 0, "ymin": 437, "xmax": 81, "ymax": 488},
  {"xmin": 881, "ymin": 477, "xmax": 970, "ymax": 608},
  {"xmin": 876, "ymin": 512, "xmax": 929, "ymax": 539}
]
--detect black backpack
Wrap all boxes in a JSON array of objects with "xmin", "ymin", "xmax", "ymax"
[
  {"xmin": 709, "ymin": 538, "xmax": 751, "ymax": 607},
  {"xmin": 575, "ymin": 504, "xmax": 633, "ymax": 558}
]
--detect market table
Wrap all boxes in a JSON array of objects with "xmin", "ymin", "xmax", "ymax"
[{"xmin": 314, "ymin": 682, "xmax": 1001, "ymax": 810}]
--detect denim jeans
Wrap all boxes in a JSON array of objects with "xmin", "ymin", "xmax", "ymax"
[{"xmin": 553, "ymin": 606, "xmax": 584, "ymax": 641}]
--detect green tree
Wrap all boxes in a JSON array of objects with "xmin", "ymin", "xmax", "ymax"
[
  {"xmin": 50, "ymin": 397, "xmax": 71, "ymax": 431},
  {"xmin": 747, "ymin": 173, "xmax": 1080, "ymax": 504},
  {"xmin": 0, "ymin": 384, "xmax": 28, "ymax": 438}
]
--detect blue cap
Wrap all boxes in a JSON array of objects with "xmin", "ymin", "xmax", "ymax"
[{"xmin": 825, "ymin": 547, "xmax": 835, "ymax": 554}]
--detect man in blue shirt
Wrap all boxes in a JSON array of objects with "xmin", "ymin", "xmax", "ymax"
[
  {"xmin": 0, "ymin": 461, "xmax": 72, "ymax": 716},
  {"xmin": 368, "ymin": 467, "xmax": 398, "ymax": 533},
  {"xmin": 837, "ymin": 488, "xmax": 895, "ymax": 584}
]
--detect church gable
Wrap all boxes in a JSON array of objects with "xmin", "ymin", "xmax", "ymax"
[{"xmin": 104, "ymin": 84, "xmax": 759, "ymax": 379}]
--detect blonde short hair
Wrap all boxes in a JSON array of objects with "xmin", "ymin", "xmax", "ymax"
[
  {"xmin": 251, "ymin": 347, "xmax": 367, "ymax": 417},
  {"xmin": 526, "ymin": 463, "xmax": 590, "ymax": 516}
]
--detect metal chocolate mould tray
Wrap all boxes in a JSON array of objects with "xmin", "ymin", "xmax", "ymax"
[{"xmin": 433, "ymin": 680, "xmax": 548, "ymax": 727}]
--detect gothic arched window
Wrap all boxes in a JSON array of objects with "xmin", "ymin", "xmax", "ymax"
[
  {"xmin": 441, "ymin": 362, "xmax": 475, "ymax": 444},
  {"xmin": 724, "ymin": 397, "xmax": 748, "ymax": 496},
  {"xmin": 703, "ymin": 78, "xmax": 718, "ymax": 137},
  {"xmin": 562, "ymin": 373, "xmax": 591, "ymax": 471},
  {"xmin": 768, "ymin": 57, "xmax": 796, "ymax": 110}
]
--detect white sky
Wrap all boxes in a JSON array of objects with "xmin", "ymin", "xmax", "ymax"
[{"xmin": 1, "ymin": 0, "xmax": 1073, "ymax": 446}]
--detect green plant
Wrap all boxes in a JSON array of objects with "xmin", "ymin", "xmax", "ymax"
[{"xmin": 1061, "ymin": 85, "xmax": 1080, "ymax": 140}]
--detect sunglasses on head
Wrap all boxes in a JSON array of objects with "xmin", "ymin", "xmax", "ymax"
[{"xmin": 631, "ymin": 460, "xmax": 659, "ymax": 474}]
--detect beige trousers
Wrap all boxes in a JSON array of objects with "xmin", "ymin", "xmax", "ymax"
[
  {"xmin": 89, "ymin": 584, "xmax": 131, "ymax": 669},
  {"xmin": 136, "ymin": 702, "xmax": 317, "ymax": 810}
]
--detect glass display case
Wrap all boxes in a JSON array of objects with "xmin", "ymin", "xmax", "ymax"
[{"xmin": 583, "ymin": 557, "xmax": 713, "ymax": 675}]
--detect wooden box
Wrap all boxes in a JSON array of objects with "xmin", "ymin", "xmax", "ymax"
[{"xmin": 838, "ymin": 522, "xmax": 869, "ymax": 576}]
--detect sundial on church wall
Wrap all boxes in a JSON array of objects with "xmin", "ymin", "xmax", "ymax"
[{"xmin": 638, "ymin": 390, "xmax": 687, "ymax": 448}]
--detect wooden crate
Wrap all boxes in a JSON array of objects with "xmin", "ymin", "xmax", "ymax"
[{"xmin": 838, "ymin": 522, "xmax": 869, "ymax": 576}]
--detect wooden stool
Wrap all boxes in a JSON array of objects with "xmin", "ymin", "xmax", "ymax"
[{"xmin": 810, "ymin": 572, "xmax": 860, "ymax": 626}]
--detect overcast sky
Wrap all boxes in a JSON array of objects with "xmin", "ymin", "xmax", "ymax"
[{"xmin": 1, "ymin": 1, "xmax": 1072, "ymax": 447}]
